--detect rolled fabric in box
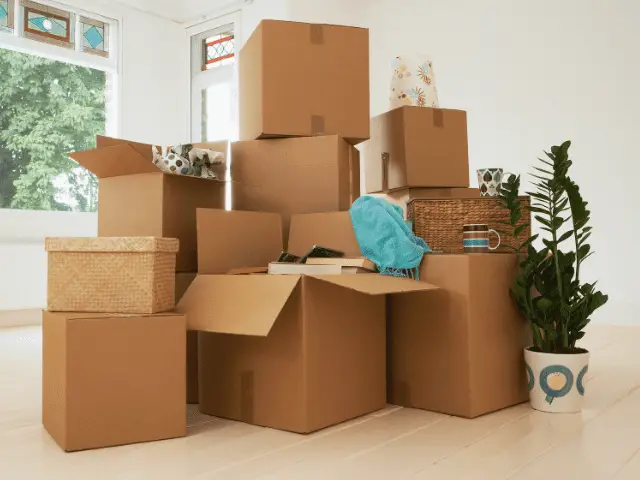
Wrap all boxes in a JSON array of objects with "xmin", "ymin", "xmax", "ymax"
[{"xmin": 152, "ymin": 144, "xmax": 225, "ymax": 179}]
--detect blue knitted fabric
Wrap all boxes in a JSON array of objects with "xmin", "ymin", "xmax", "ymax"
[{"xmin": 349, "ymin": 196, "xmax": 431, "ymax": 279}]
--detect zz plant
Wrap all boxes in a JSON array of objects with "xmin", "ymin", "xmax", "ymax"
[{"xmin": 499, "ymin": 141, "xmax": 608, "ymax": 354}]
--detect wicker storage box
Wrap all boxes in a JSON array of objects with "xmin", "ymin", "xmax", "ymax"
[
  {"xmin": 407, "ymin": 197, "xmax": 531, "ymax": 253},
  {"xmin": 46, "ymin": 237, "xmax": 179, "ymax": 314}
]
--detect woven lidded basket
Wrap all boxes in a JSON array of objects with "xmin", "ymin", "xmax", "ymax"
[
  {"xmin": 46, "ymin": 237, "xmax": 179, "ymax": 314},
  {"xmin": 407, "ymin": 197, "xmax": 531, "ymax": 253}
]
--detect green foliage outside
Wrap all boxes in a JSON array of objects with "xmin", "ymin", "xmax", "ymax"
[
  {"xmin": 499, "ymin": 142, "xmax": 608, "ymax": 354},
  {"xmin": 0, "ymin": 47, "xmax": 106, "ymax": 212}
]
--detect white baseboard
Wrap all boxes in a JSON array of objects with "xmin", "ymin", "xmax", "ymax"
[{"xmin": 0, "ymin": 309, "xmax": 42, "ymax": 328}]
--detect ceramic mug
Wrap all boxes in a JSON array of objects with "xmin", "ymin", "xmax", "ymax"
[
  {"xmin": 477, "ymin": 168, "xmax": 504, "ymax": 197},
  {"xmin": 389, "ymin": 55, "xmax": 439, "ymax": 110},
  {"xmin": 463, "ymin": 224, "xmax": 501, "ymax": 253}
]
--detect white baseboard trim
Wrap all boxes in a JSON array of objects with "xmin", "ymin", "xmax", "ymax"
[{"xmin": 0, "ymin": 309, "xmax": 42, "ymax": 328}]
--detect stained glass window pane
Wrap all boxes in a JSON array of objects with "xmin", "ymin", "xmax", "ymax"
[
  {"xmin": 203, "ymin": 32, "xmax": 234, "ymax": 70},
  {"xmin": 21, "ymin": 0, "xmax": 74, "ymax": 49},
  {"xmin": 0, "ymin": 0, "xmax": 14, "ymax": 32},
  {"xmin": 80, "ymin": 16, "xmax": 108, "ymax": 57}
]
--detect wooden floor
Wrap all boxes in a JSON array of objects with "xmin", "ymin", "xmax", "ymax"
[{"xmin": 1, "ymin": 325, "xmax": 639, "ymax": 479}]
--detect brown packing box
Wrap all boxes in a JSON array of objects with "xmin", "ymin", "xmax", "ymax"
[
  {"xmin": 176, "ymin": 273, "xmax": 198, "ymax": 404},
  {"xmin": 387, "ymin": 254, "xmax": 530, "ymax": 418},
  {"xmin": 239, "ymin": 20, "xmax": 369, "ymax": 144},
  {"xmin": 68, "ymin": 136, "xmax": 226, "ymax": 272},
  {"xmin": 231, "ymin": 135, "xmax": 360, "ymax": 246},
  {"xmin": 42, "ymin": 311, "xmax": 186, "ymax": 451},
  {"xmin": 178, "ymin": 209, "xmax": 438, "ymax": 433},
  {"xmin": 370, "ymin": 187, "xmax": 480, "ymax": 217},
  {"xmin": 363, "ymin": 106, "xmax": 470, "ymax": 193}
]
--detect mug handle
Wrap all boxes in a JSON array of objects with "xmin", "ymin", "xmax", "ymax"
[{"xmin": 488, "ymin": 229, "xmax": 501, "ymax": 251}]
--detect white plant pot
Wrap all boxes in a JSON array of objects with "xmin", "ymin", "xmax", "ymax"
[{"xmin": 524, "ymin": 348, "xmax": 590, "ymax": 413}]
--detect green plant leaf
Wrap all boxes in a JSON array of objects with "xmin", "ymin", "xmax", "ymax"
[{"xmin": 557, "ymin": 230, "xmax": 574, "ymax": 243}]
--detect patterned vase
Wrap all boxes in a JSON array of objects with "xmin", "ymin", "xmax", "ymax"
[
  {"xmin": 389, "ymin": 55, "xmax": 439, "ymax": 110},
  {"xmin": 525, "ymin": 348, "xmax": 590, "ymax": 413}
]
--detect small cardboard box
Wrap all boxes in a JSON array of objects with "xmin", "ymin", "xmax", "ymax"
[
  {"xmin": 69, "ymin": 136, "xmax": 226, "ymax": 272},
  {"xmin": 176, "ymin": 273, "xmax": 198, "ymax": 404},
  {"xmin": 42, "ymin": 311, "xmax": 186, "ymax": 451},
  {"xmin": 239, "ymin": 20, "xmax": 370, "ymax": 144},
  {"xmin": 370, "ymin": 187, "xmax": 480, "ymax": 217},
  {"xmin": 363, "ymin": 106, "xmax": 470, "ymax": 193},
  {"xmin": 387, "ymin": 254, "xmax": 530, "ymax": 418},
  {"xmin": 177, "ymin": 209, "xmax": 437, "ymax": 433},
  {"xmin": 46, "ymin": 237, "xmax": 179, "ymax": 314},
  {"xmin": 231, "ymin": 135, "xmax": 360, "ymax": 246}
]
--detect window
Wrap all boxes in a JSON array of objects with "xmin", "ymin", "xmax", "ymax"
[
  {"xmin": 189, "ymin": 13, "xmax": 239, "ymax": 143},
  {"xmin": 0, "ymin": 1, "xmax": 118, "ymax": 212}
]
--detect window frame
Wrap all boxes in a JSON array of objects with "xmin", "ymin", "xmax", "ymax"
[{"xmin": 0, "ymin": 0, "xmax": 121, "ymax": 239}]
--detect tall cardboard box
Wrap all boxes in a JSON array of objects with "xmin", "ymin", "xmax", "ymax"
[
  {"xmin": 177, "ymin": 209, "xmax": 437, "ymax": 433},
  {"xmin": 231, "ymin": 135, "xmax": 360, "ymax": 246},
  {"xmin": 363, "ymin": 106, "xmax": 469, "ymax": 193},
  {"xmin": 176, "ymin": 273, "xmax": 198, "ymax": 404},
  {"xmin": 240, "ymin": 20, "xmax": 369, "ymax": 144},
  {"xmin": 387, "ymin": 254, "xmax": 530, "ymax": 418},
  {"xmin": 69, "ymin": 136, "xmax": 226, "ymax": 272},
  {"xmin": 42, "ymin": 311, "xmax": 186, "ymax": 451}
]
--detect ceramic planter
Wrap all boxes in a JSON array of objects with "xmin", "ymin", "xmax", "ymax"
[{"xmin": 524, "ymin": 347, "xmax": 590, "ymax": 413}]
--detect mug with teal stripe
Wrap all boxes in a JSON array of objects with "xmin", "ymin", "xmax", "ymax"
[{"xmin": 463, "ymin": 224, "xmax": 501, "ymax": 253}]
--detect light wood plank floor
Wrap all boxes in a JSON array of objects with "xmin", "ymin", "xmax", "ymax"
[{"xmin": 1, "ymin": 324, "xmax": 639, "ymax": 479}]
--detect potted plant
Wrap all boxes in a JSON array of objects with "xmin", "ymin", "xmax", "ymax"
[{"xmin": 498, "ymin": 141, "xmax": 608, "ymax": 413}]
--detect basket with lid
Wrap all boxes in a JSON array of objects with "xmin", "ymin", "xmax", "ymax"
[{"xmin": 46, "ymin": 237, "xmax": 179, "ymax": 314}]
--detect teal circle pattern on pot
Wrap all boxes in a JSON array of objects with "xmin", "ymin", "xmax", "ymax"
[
  {"xmin": 576, "ymin": 365, "xmax": 588, "ymax": 396},
  {"xmin": 525, "ymin": 363, "xmax": 534, "ymax": 391},
  {"xmin": 540, "ymin": 365, "xmax": 574, "ymax": 405}
]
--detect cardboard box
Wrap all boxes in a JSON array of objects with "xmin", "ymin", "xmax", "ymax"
[
  {"xmin": 176, "ymin": 273, "xmax": 198, "ymax": 404},
  {"xmin": 231, "ymin": 135, "xmax": 360, "ymax": 246},
  {"xmin": 363, "ymin": 106, "xmax": 470, "ymax": 193},
  {"xmin": 387, "ymin": 254, "xmax": 530, "ymax": 418},
  {"xmin": 370, "ymin": 187, "xmax": 480, "ymax": 217},
  {"xmin": 177, "ymin": 209, "xmax": 438, "ymax": 433},
  {"xmin": 69, "ymin": 136, "xmax": 226, "ymax": 272},
  {"xmin": 42, "ymin": 311, "xmax": 186, "ymax": 451},
  {"xmin": 239, "ymin": 20, "xmax": 370, "ymax": 144}
]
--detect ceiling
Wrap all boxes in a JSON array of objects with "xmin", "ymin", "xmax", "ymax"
[{"xmin": 113, "ymin": 0, "xmax": 240, "ymax": 24}]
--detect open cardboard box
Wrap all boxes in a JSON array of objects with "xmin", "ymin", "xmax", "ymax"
[
  {"xmin": 176, "ymin": 209, "xmax": 438, "ymax": 433},
  {"xmin": 69, "ymin": 136, "xmax": 226, "ymax": 272}
]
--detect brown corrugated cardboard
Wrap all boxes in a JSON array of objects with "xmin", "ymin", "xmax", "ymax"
[
  {"xmin": 370, "ymin": 187, "xmax": 480, "ymax": 216},
  {"xmin": 197, "ymin": 209, "xmax": 283, "ymax": 274},
  {"xmin": 177, "ymin": 209, "xmax": 438, "ymax": 433},
  {"xmin": 239, "ymin": 20, "xmax": 370, "ymax": 144},
  {"xmin": 69, "ymin": 136, "xmax": 226, "ymax": 272},
  {"xmin": 231, "ymin": 135, "xmax": 360, "ymax": 246},
  {"xmin": 363, "ymin": 107, "xmax": 470, "ymax": 193},
  {"xmin": 176, "ymin": 273, "xmax": 198, "ymax": 404},
  {"xmin": 287, "ymin": 211, "xmax": 361, "ymax": 258},
  {"xmin": 387, "ymin": 254, "xmax": 530, "ymax": 418},
  {"xmin": 42, "ymin": 311, "xmax": 186, "ymax": 451},
  {"xmin": 179, "ymin": 274, "xmax": 437, "ymax": 433}
]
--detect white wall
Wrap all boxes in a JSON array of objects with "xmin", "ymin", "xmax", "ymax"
[{"xmin": 365, "ymin": 0, "xmax": 639, "ymax": 323}]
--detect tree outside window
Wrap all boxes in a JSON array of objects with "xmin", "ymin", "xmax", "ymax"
[{"xmin": 0, "ymin": 47, "xmax": 106, "ymax": 212}]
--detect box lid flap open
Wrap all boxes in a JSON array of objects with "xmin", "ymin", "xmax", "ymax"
[
  {"xmin": 176, "ymin": 274, "xmax": 301, "ymax": 336},
  {"xmin": 309, "ymin": 274, "xmax": 439, "ymax": 295},
  {"xmin": 68, "ymin": 144, "xmax": 159, "ymax": 178}
]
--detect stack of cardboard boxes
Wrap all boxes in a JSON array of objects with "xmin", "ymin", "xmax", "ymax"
[{"xmin": 42, "ymin": 19, "xmax": 529, "ymax": 453}]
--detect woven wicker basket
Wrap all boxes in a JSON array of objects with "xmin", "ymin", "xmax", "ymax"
[
  {"xmin": 407, "ymin": 197, "xmax": 531, "ymax": 253},
  {"xmin": 46, "ymin": 237, "xmax": 179, "ymax": 314}
]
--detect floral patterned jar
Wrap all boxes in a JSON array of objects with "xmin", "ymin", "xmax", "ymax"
[{"xmin": 389, "ymin": 55, "xmax": 439, "ymax": 110}]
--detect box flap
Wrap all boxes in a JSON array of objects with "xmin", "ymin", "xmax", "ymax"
[
  {"xmin": 288, "ymin": 212, "xmax": 361, "ymax": 258},
  {"xmin": 69, "ymin": 144, "xmax": 159, "ymax": 178},
  {"xmin": 175, "ymin": 275, "xmax": 301, "ymax": 336},
  {"xmin": 309, "ymin": 274, "xmax": 439, "ymax": 295},
  {"xmin": 96, "ymin": 136, "xmax": 155, "ymax": 162},
  {"xmin": 197, "ymin": 209, "xmax": 283, "ymax": 274}
]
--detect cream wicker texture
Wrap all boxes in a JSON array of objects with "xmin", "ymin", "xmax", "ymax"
[
  {"xmin": 46, "ymin": 237, "xmax": 178, "ymax": 314},
  {"xmin": 407, "ymin": 197, "xmax": 531, "ymax": 254}
]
